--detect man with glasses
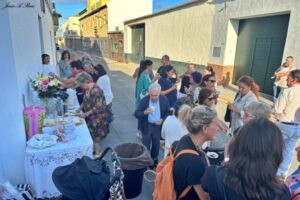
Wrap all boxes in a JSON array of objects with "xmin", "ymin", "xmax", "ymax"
[{"xmin": 275, "ymin": 69, "xmax": 300, "ymax": 177}]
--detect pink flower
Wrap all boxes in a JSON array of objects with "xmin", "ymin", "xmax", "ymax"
[{"xmin": 42, "ymin": 80, "xmax": 49, "ymax": 85}]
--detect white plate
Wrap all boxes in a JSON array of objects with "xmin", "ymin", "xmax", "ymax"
[
  {"xmin": 27, "ymin": 134, "xmax": 58, "ymax": 149},
  {"xmin": 207, "ymin": 152, "xmax": 219, "ymax": 159}
]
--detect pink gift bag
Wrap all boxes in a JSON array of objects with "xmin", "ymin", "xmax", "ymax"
[{"xmin": 23, "ymin": 106, "xmax": 45, "ymax": 140}]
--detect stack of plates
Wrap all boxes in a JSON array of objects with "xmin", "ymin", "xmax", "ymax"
[{"xmin": 27, "ymin": 134, "xmax": 58, "ymax": 149}]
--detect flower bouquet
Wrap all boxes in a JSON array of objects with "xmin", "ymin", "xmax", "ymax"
[
  {"xmin": 30, "ymin": 74, "xmax": 59, "ymax": 116},
  {"xmin": 30, "ymin": 74, "xmax": 59, "ymax": 99}
]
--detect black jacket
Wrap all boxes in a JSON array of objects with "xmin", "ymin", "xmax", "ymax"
[{"xmin": 134, "ymin": 94, "xmax": 170, "ymax": 134}]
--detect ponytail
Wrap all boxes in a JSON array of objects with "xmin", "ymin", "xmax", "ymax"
[
  {"xmin": 178, "ymin": 104, "xmax": 192, "ymax": 127},
  {"xmin": 251, "ymin": 82, "xmax": 260, "ymax": 99}
]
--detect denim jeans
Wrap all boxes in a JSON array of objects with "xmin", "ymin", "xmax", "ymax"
[
  {"xmin": 273, "ymin": 85, "xmax": 284, "ymax": 101},
  {"xmin": 277, "ymin": 123, "xmax": 300, "ymax": 176}
]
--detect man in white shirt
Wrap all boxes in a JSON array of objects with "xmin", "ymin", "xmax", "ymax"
[
  {"xmin": 275, "ymin": 69, "xmax": 300, "ymax": 177},
  {"xmin": 273, "ymin": 56, "xmax": 297, "ymax": 100},
  {"xmin": 39, "ymin": 54, "xmax": 58, "ymax": 76}
]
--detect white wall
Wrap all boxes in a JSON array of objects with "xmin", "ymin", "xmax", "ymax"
[
  {"xmin": 62, "ymin": 16, "xmax": 81, "ymax": 37},
  {"xmin": 107, "ymin": 0, "xmax": 152, "ymax": 32},
  {"xmin": 38, "ymin": 0, "xmax": 56, "ymax": 66},
  {"xmin": 124, "ymin": 2, "xmax": 215, "ymax": 65},
  {"xmin": 0, "ymin": 0, "xmax": 55, "ymax": 184},
  {"xmin": 209, "ymin": 0, "xmax": 300, "ymax": 66}
]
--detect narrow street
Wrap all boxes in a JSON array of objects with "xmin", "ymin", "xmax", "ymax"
[{"xmin": 2, "ymin": 1, "xmax": 300, "ymax": 199}]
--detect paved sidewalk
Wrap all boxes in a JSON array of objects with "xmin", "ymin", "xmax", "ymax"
[{"xmin": 73, "ymin": 51, "xmax": 299, "ymax": 199}]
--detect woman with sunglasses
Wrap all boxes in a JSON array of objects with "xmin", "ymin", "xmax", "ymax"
[
  {"xmin": 198, "ymin": 88, "xmax": 229, "ymax": 136},
  {"xmin": 194, "ymin": 74, "xmax": 219, "ymax": 106},
  {"xmin": 198, "ymin": 88, "xmax": 216, "ymax": 108},
  {"xmin": 200, "ymin": 74, "xmax": 217, "ymax": 89}
]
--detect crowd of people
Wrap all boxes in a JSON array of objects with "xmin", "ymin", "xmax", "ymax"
[
  {"xmin": 39, "ymin": 51, "xmax": 114, "ymax": 158},
  {"xmin": 39, "ymin": 51, "xmax": 300, "ymax": 199},
  {"xmin": 134, "ymin": 54, "xmax": 300, "ymax": 199}
]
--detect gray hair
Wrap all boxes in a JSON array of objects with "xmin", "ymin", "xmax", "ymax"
[
  {"xmin": 185, "ymin": 105, "xmax": 217, "ymax": 135},
  {"xmin": 149, "ymin": 83, "xmax": 161, "ymax": 92},
  {"xmin": 245, "ymin": 102, "xmax": 272, "ymax": 119},
  {"xmin": 75, "ymin": 72, "xmax": 91, "ymax": 84}
]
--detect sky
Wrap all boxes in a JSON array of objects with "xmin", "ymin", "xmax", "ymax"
[{"xmin": 54, "ymin": 0, "xmax": 192, "ymax": 34}]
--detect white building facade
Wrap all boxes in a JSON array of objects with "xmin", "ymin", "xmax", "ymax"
[
  {"xmin": 0, "ymin": 0, "xmax": 56, "ymax": 184},
  {"xmin": 106, "ymin": 0, "xmax": 152, "ymax": 32},
  {"xmin": 124, "ymin": 0, "xmax": 300, "ymax": 95},
  {"xmin": 62, "ymin": 16, "xmax": 81, "ymax": 37}
]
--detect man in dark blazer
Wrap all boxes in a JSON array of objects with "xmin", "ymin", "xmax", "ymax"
[{"xmin": 135, "ymin": 83, "xmax": 170, "ymax": 167}]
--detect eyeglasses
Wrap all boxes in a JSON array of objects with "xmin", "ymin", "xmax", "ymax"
[{"xmin": 208, "ymin": 80, "xmax": 216, "ymax": 83}]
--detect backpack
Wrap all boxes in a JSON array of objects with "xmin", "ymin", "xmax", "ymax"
[{"xmin": 153, "ymin": 149, "xmax": 199, "ymax": 200}]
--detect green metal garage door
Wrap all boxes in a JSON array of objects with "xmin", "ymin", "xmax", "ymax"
[
  {"xmin": 234, "ymin": 14, "xmax": 290, "ymax": 95},
  {"xmin": 131, "ymin": 24, "xmax": 145, "ymax": 64}
]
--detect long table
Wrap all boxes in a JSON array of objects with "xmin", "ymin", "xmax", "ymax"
[{"xmin": 24, "ymin": 116, "xmax": 93, "ymax": 198}]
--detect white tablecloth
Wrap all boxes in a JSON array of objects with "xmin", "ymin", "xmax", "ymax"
[{"xmin": 24, "ymin": 119, "xmax": 93, "ymax": 198}]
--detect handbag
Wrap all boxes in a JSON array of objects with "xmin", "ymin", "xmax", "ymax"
[
  {"xmin": 224, "ymin": 92, "xmax": 240, "ymax": 123},
  {"xmin": 224, "ymin": 106, "xmax": 231, "ymax": 123},
  {"xmin": 286, "ymin": 166, "xmax": 300, "ymax": 200}
]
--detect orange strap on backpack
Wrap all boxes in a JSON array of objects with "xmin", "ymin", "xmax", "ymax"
[
  {"xmin": 153, "ymin": 148, "xmax": 199, "ymax": 200},
  {"xmin": 175, "ymin": 149, "xmax": 199, "ymax": 199}
]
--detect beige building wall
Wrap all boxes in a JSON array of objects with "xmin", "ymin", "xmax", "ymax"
[
  {"xmin": 80, "ymin": 7, "xmax": 108, "ymax": 38},
  {"xmin": 87, "ymin": 0, "xmax": 110, "ymax": 10},
  {"xmin": 124, "ymin": 2, "xmax": 215, "ymax": 66}
]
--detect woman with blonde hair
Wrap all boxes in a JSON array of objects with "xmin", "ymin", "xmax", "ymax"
[
  {"xmin": 75, "ymin": 72, "xmax": 108, "ymax": 157},
  {"xmin": 173, "ymin": 105, "xmax": 219, "ymax": 200}
]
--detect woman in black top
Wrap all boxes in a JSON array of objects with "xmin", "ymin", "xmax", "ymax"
[
  {"xmin": 158, "ymin": 66, "xmax": 178, "ymax": 107},
  {"xmin": 201, "ymin": 118, "xmax": 292, "ymax": 200},
  {"xmin": 173, "ymin": 105, "xmax": 219, "ymax": 200}
]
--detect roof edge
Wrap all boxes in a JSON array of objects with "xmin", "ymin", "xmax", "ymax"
[
  {"xmin": 124, "ymin": 0, "xmax": 207, "ymax": 25},
  {"xmin": 79, "ymin": 5, "xmax": 107, "ymax": 21}
]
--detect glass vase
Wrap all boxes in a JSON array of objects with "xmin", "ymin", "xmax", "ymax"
[{"xmin": 40, "ymin": 98, "xmax": 57, "ymax": 118}]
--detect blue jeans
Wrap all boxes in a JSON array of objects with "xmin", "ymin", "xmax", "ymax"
[
  {"xmin": 273, "ymin": 85, "xmax": 284, "ymax": 101},
  {"xmin": 277, "ymin": 123, "xmax": 300, "ymax": 176}
]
